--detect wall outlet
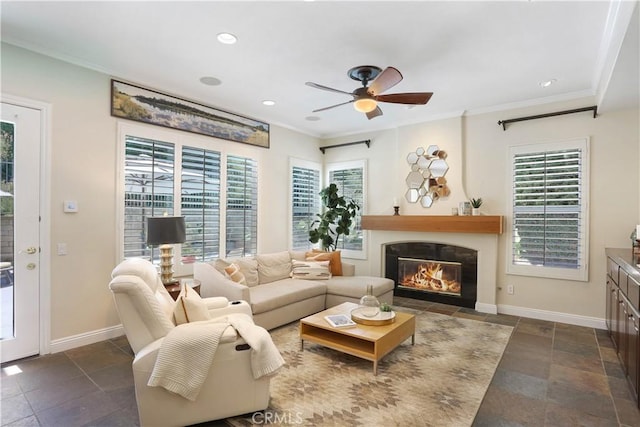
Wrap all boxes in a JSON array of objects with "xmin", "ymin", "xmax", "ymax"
[{"xmin": 507, "ymin": 284, "xmax": 514, "ymax": 295}]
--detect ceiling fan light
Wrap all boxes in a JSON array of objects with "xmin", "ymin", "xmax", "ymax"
[{"xmin": 353, "ymin": 98, "xmax": 377, "ymax": 113}]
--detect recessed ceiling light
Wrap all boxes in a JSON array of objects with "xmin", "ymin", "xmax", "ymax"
[
  {"xmin": 200, "ymin": 76, "xmax": 221, "ymax": 86},
  {"xmin": 539, "ymin": 79, "xmax": 557, "ymax": 88},
  {"xmin": 305, "ymin": 116, "xmax": 321, "ymax": 121},
  {"xmin": 217, "ymin": 32, "xmax": 237, "ymax": 45},
  {"xmin": 262, "ymin": 100, "xmax": 275, "ymax": 106}
]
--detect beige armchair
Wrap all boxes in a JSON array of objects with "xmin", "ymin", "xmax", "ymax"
[{"xmin": 109, "ymin": 258, "xmax": 271, "ymax": 427}]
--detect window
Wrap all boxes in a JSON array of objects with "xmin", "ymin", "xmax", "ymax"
[
  {"xmin": 225, "ymin": 155, "xmax": 258, "ymax": 257},
  {"xmin": 120, "ymin": 125, "xmax": 258, "ymax": 274},
  {"xmin": 181, "ymin": 146, "xmax": 221, "ymax": 262},
  {"xmin": 123, "ymin": 136, "xmax": 175, "ymax": 261},
  {"xmin": 290, "ymin": 159, "xmax": 321, "ymax": 251},
  {"xmin": 507, "ymin": 138, "xmax": 589, "ymax": 281},
  {"xmin": 326, "ymin": 160, "xmax": 366, "ymax": 259}
]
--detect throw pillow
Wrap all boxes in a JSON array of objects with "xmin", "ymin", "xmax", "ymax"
[
  {"xmin": 305, "ymin": 250, "xmax": 343, "ymax": 276},
  {"xmin": 214, "ymin": 258, "xmax": 259, "ymax": 287},
  {"xmin": 291, "ymin": 260, "xmax": 332, "ymax": 280},
  {"xmin": 224, "ymin": 263, "xmax": 247, "ymax": 285},
  {"xmin": 173, "ymin": 284, "xmax": 210, "ymax": 325},
  {"xmin": 256, "ymin": 251, "xmax": 292, "ymax": 284}
]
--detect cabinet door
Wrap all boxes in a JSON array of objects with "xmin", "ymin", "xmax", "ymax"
[
  {"xmin": 618, "ymin": 290, "xmax": 628, "ymax": 370},
  {"xmin": 627, "ymin": 304, "xmax": 639, "ymax": 401},
  {"xmin": 607, "ymin": 278, "xmax": 614, "ymax": 332}
]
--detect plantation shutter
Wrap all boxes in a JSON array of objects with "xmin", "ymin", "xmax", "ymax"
[
  {"xmin": 291, "ymin": 165, "xmax": 320, "ymax": 250},
  {"xmin": 123, "ymin": 136, "xmax": 175, "ymax": 260},
  {"xmin": 226, "ymin": 155, "xmax": 258, "ymax": 257},
  {"xmin": 181, "ymin": 147, "xmax": 221, "ymax": 263},
  {"xmin": 511, "ymin": 147, "xmax": 583, "ymax": 269},
  {"xmin": 329, "ymin": 167, "xmax": 363, "ymax": 251}
]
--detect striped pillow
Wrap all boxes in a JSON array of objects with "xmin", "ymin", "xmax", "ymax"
[
  {"xmin": 305, "ymin": 250, "xmax": 343, "ymax": 276},
  {"xmin": 291, "ymin": 260, "xmax": 332, "ymax": 280}
]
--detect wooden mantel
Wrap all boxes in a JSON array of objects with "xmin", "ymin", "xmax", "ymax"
[{"xmin": 361, "ymin": 215, "xmax": 504, "ymax": 235}]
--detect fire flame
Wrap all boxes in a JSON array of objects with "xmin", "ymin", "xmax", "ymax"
[{"xmin": 400, "ymin": 263, "xmax": 461, "ymax": 294}]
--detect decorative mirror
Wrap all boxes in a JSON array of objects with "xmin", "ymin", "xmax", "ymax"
[{"xmin": 404, "ymin": 145, "xmax": 450, "ymax": 207}]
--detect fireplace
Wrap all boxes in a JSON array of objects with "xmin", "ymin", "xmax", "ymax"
[{"xmin": 385, "ymin": 242, "xmax": 477, "ymax": 308}]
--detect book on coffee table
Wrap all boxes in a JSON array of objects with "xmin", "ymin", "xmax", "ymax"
[{"xmin": 324, "ymin": 314, "xmax": 356, "ymax": 328}]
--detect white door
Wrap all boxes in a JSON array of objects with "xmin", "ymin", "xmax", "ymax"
[{"xmin": 1, "ymin": 102, "xmax": 41, "ymax": 363}]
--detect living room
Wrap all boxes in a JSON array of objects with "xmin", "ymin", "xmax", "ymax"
[{"xmin": 1, "ymin": 1, "xmax": 639, "ymax": 426}]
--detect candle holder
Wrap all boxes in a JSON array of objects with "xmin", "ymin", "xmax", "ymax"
[{"xmin": 393, "ymin": 206, "xmax": 400, "ymax": 216}]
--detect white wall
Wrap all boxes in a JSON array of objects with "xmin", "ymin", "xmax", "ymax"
[
  {"xmin": 323, "ymin": 101, "xmax": 639, "ymax": 323},
  {"xmin": 1, "ymin": 43, "xmax": 321, "ymax": 345}
]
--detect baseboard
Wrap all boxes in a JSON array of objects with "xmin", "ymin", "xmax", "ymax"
[
  {"xmin": 475, "ymin": 302, "xmax": 498, "ymax": 315},
  {"xmin": 49, "ymin": 324, "xmax": 125, "ymax": 354},
  {"xmin": 497, "ymin": 304, "xmax": 606, "ymax": 330}
]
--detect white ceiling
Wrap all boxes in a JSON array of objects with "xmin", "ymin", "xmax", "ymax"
[{"xmin": 1, "ymin": 1, "xmax": 638, "ymax": 139}]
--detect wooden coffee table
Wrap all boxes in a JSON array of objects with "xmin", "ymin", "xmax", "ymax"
[{"xmin": 300, "ymin": 302, "xmax": 415, "ymax": 375}]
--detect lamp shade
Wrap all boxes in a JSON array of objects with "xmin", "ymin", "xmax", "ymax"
[{"xmin": 146, "ymin": 216, "xmax": 186, "ymax": 246}]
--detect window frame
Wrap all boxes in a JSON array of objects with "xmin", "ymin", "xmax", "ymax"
[
  {"xmin": 506, "ymin": 137, "xmax": 590, "ymax": 282},
  {"xmin": 325, "ymin": 159, "xmax": 367, "ymax": 260},
  {"xmin": 116, "ymin": 122, "xmax": 259, "ymax": 276},
  {"xmin": 288, "ymin": 157, "xmax": 322, "ymax": 251}
]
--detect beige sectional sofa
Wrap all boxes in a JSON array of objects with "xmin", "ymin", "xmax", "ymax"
[{"xmin": 194, "ymin": 250, "xmax": 394, "ymax": 330}]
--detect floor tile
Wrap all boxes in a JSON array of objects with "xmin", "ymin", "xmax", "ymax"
[
  {"xmin": 498, "ymin": 351, "xmax": 551, "ymax": 380},
  {"xmin": 548, "ymin": 364, "xmax": 610, "ymax": 396},
  {"xmin": 0, "ymin": 394, "xmax": 34, "ymax": 426},
  {"xmin": 546, "ymin": 380, "xmax": 618, "ymax": 421},
  {"xmin": 65, "ymin": 341, "xmax": 132, "ymax": 374},
  {"xmin": 612, "ymin": 395, "xmax": 640, "ymax": 427},
  {"xmin": 474, "ymin": 386, "xmax": 546, "ymax": 427},
  {"xmin": 544, "ymin": 401, "xmax": 618, "ymax": 427},
  {"xmin": 35, "ymin": 390, "xmax": 120, "ymax": 427},
  {"xmin": 490, "ymin": 369, "xmax": 548, "ymax": 400},
  {"xmin": 24, "ymin": 375, "xmax": 99, "ymax": 412}
]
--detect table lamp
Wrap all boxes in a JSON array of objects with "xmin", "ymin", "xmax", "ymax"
[{"xmin": 146, "ymin": 216, "xmax": 186, "ymax": 285}]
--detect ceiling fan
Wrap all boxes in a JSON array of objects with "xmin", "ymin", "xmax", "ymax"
[{"xmin": 306, "ymin": 65, "xmax": 433, "ymax": 120}]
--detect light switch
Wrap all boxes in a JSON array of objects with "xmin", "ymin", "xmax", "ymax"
[
  {"xmin": 63, "ymin": 200, "xmax": 78, "ymax": 213},
  {"xmin": 57, "ymin": 243, "xmax": 67, "ymax": 255}
]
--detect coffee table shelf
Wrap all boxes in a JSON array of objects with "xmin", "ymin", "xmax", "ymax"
[{"xmin": 299, "ymin": 302, "xmax": 415, "ymax": 375}]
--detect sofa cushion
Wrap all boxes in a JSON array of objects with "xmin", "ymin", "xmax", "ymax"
[
  {"xmin": 173, "ymin": 285, "xmax": 211, "ymax": 324},
  {"xmin": 256, "ymin": 251, "xmax": 292, "ymax": 284},
  {"xmin": 249, "ymin": 279, "xmax": 327, "ymax": 314},
  {"xmin": 324, "ymin": 276, "xmax": 394, "ymax": 299},
  {"xmin": 224, "ymin": 263, "xmax": 247, "ymax": 285},
  {"xmin": 291, "ymin": 260, "xmax": 331, "ymax": 280},
  {"xmin": 215, "ymin": 258, "xmax": 259, "ymax": 287},
  {"xmin": 305, "ymin": 250, "xmax": 343, "ymax": 276}
]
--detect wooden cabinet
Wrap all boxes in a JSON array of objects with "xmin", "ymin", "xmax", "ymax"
[{"xmin": 606, "ymin": 249, "xmax": 640, "ymax": 406}]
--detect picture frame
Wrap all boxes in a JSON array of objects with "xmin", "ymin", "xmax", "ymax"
[{"xmin": 111, "ymin": 79, "xmax": 269, "ymax": 148}]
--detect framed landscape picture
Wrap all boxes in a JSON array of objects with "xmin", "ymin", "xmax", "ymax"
[{"xmin": 111, "ymin": 79, "xmax": 269, "ymax": 148}]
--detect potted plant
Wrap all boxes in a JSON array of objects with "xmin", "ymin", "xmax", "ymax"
[
  {"xmin": 308, "ymin": 183, "xmax": 360, "ymax": 251},
  {"xmin": 470, "ymin": 198, "xmax": 483, "ymax": 216}
]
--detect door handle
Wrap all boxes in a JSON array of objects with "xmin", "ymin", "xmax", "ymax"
[{"xmin": 25, "ymin": 247, "xmax": 37, "ymax": 255}]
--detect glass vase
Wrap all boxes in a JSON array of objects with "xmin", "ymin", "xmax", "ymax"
[{"xmin": 359, "ymin": 284, "xmax": 380, "ymax": 317}]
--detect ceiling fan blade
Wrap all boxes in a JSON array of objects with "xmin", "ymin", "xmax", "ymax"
[
  {"xmin": 368, "ymin": 67, "xmax": 403, "ymax": 96},
  {"xmin": 312, "ymin": 99, "xmax": 354, "ymax": 113},
  {"xmin": 366, "ymin": 106, "xmax": 383, "ymax": 120},
  {"xmin": 305, "ymin": 82, "xmax": 353, "ymax": 96},
  {"xmin": 376, "ymin": 92, "xmax": 433, "ymax": 105}
]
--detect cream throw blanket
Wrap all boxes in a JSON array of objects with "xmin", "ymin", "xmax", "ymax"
[{"xmin": 147, "ymin": 314, "xmax": 285, "ymax": 401}]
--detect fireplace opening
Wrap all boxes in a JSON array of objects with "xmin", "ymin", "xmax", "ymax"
[
  {"xmin": 398, "ymin": 257, "xmax": 462, "ymax": 296},
  {"xmin": 385, "ymin": 242, "xmax": 477, "ymax": 308}
]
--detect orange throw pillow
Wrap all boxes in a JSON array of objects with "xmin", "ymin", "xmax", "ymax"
[{"xmin": 305, "ymin": 250, "xmax": 343, "ymax": 276}]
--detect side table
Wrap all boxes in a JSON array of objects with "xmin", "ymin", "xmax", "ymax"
[{"xmin": 165, "ymin": 278, "xmax": 201, "ymax": 301}]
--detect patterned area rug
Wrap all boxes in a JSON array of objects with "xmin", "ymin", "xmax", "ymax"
[{"xmin": 227, "ymin": 309, "xmax": 513, "ymax": 427}]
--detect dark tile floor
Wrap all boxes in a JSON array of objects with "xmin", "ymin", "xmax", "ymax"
[{"xmin": 2, "ymin": 298, "xmax": 639, "ymax": 426}]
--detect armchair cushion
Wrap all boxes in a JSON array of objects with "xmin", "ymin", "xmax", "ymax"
[{"xmin": 174, "ymin": 285, "xmax": 210, "ymax": 324}]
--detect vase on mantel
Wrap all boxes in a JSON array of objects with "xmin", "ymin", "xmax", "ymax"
[{"xmin": 359, "ymin": 284, "xmax": 380, "ymax": 317}]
